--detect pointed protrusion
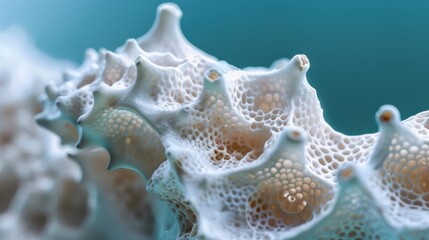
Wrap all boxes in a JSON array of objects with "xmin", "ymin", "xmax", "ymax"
[
  {"xmin": 370, "ymin": 105, "xmax": 417, "ymax": 169},
  {"xmin": 102, "ymin": 51, "xmax": 127, "ymax": 86},
  {"xmin": 290, "ymin": 164, "xmax": 397, "ymax": 240},
  {"xmin": 55, "ymin": 87, "xmax": 94, "ymax": 121},
  {"xmin": 376, "ymin": 104, "xmax": 401, "ymax": 129},
  {"xmin": 223, "ymin": 127, "xmax": 307, "ymax": 177},
  {"xmin": 120, "ymin": 39, "xmax": 143, "ymax": 59},
  {"xmin": 157, "ymin": 3, "xmax": 183, "ymax": 30},
  {"xmin": 193, "ymin": 67, "xmax": 233, "ymax": 109},
  {"xmin": 124, "ymin": 39, "xmax": 142, "ymax": 53},
  {"xmin": 245, "ymin": 54, "xmax": 309, "ymax": 109},
  {"xmin": 166, "ymin": 149, "xmax": 185, "ymax": 184},
  {"xmin": 44, "ymin": 83, "xmax": 58, "ymax": 100},
  {"xmin": 274, "ymin": 54, "xmax": 309, "ymax": 85},
  {"xmin": 35, "ymin": 110, "xmax": 79, "ymax": 146},
  {"xmin": 269, "ymin": 126, "xmax": 307, "ymax": 163},
  {"xmin": 105, "ymin": 51, "xmax": 123, "ymax": 66},
  {"xmin": 132, "ymin": 55, "xmax": 162, "ymax": 97},
  {"xmin": 83, "ymin": 48, "xmax": 99, "ymax": 65},
  {"xmin": 77, "ymin": 48, "xmax": 100, "ymax": 73},
  {"xmin": 75, "ymin": 124, "xmax": 105, "ymax": 150},
  {"xmin": 138, "ymin": 3, "xmax": 183, "ymax": 50},
  {"xmin": 78, "ymin": 82, "xmax": 130, "ymax": 125},
  {"xmin": 275, "ymin": 54, "xmax": 309, "ymax": 76},
  {"xmin": 121, "ymin": 55, "xmax": 165, "ymax": 110}
]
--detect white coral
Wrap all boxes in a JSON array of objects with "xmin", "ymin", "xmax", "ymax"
[{"xmin": 2, "ymin": 2, "xmax": 429, "ymax": 240}]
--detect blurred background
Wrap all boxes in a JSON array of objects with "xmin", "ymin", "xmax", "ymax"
[{"xmin": 0, "ymin": 0, "xmax": 428, "ymax": 134}]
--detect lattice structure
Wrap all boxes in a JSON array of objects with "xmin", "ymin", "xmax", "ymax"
[{"xmin": 1, "ymin": 2, "xmax": 429, "ymax": 240}]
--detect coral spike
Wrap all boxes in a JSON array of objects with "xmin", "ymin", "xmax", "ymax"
[
  {"xmin": 138, "ymin": 3, "xmax": 183, "ymax": 52},
  {"xmin": 188, "ymin": 67, "xmax": 234, "ymax": 113},
  {"xmin": 370, "ymin": 105, "xmax": 408, "ymax": 169},
  {"xmin": 121, "ymin": 39, "xmax": 143, "ymax": 57},
  {"xmin": 376, "ymin": 104, "xmax": 401, "ymax": 127}
]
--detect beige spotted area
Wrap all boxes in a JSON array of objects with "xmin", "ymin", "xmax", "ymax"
[
  {"xmin": 293, "ymin": 168, "xmax": 398, "ymax": 240},
  {"xmin": 228, "ymin": 69, "xmax": 293, "ymax": 133},
  {"xmin": 247, "ymin": 156, "xmax": 333, "ymax": 231},
  {"xmin": 85, "ymin": 107, "xmax": 165, "ymax": 177},
  {"xmin": 102, "ymin": 57, "xmax": 126, "ymax": 86},
  {"xmin": 255, "ymin": 92, "xmax": 284, "ymax": 114},
  {"xmin": 101, "ymin": 52, "xmax": 138, "ymax": 89},
  {"xmin": 176, "ymin": 85, "xmax": 272, "ymax": 171},
  {"xmin": 220, "ymin": 61, "xmax": 378, "ymax": 182},
  {"xmin": 90, "ymin": 108, "xmax": 147, "ymax": 140},
  {"xmin": 31, "ymin": 2, "xmax": 429, "ymax": 239},
  {"xmin": 376, "ymin": 134, "xmax": 429, "ymax": 207},
  {"xmin": 167, "ymin": 129, "xmax": 336, "ymax": 239},
  {"xmin": 131, "ymin": 57, "xmax": 213, "ymax": 111}
]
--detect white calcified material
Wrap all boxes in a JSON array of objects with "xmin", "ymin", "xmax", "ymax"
[
  {"xmin": 3, "ymin": 2, "xmax": 429, "ymax": 240},
  {"xmin": 0, "ymin": 28, "xmax": 173, "ymax": 240}
]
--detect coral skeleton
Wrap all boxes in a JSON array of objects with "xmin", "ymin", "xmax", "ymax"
[{"xmin": 1, "ymin": 2, "xmax": 429, "ymax": 240}]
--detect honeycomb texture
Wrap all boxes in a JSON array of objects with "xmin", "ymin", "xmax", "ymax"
[
  {"xmin": 2, "ymin": 2, "xmax": 429, "ymax": 240},
  {"xmin": 292, "ymin": 167, "xmax": 398, "ymax": 240}
]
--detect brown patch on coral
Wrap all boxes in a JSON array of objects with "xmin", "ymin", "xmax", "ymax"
[
  {"xmin": 247, "ymin": 160, "xmax": 332, "ymax": 230},
  {"xmin": 213, "ymin": 125, "xmax": 272, "ymax": 162},
  {"xmin": 57, "ymin": 178, "xmax": 89, "ymax": 227},
  {"xmin": 380, "ymin": 111, "xmax": 392, "ymax": 123},
  {"xmin": 0, "ymin": 169, "xmax": 20, "ymax": 213}
]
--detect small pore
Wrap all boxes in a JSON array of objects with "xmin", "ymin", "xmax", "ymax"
[
  {"xmin": 340, "ymin": 167, "xmax": 354, "ymax": 181},
  {"xmin": 288, "ymin": 129, "xmax": 303, "ymax": 142},
  {"xmin": 298, "ymin": 55, "xmax": 309, "ymax": 71},
  {"xmin": 380, "ymin": 111, "xmax": 392, "ymax": 123},
  {"xmin": 207, "ymin": 69, "xmax": 220, "ymax": 81}
]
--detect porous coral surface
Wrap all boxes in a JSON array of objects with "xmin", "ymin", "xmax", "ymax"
[{"xmin": 2, "ymin": 2, "xmax": 429, "ymax": 240}]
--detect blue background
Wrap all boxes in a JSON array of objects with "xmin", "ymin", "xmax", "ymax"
[{"xmin": 1, "ymin": 0, "xmax": 428, "ymax": 135}]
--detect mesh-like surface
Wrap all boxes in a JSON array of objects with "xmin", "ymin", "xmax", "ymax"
[{"xmin": 3, "ymin": 2, "xmax": 429, "ymax": 240}]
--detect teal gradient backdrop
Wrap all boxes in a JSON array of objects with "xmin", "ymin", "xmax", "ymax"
[{"xmin": 1, "ymin": 0, "xmax": 428, "ymax": 134}]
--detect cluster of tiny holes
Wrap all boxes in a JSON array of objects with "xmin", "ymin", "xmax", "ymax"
[
  {"xmin": 146, "ymin": 58, "xmax": 208, "ymax": 110},
  {"xmin": 112, "ymin": 66, "xmax": 137, "ymax": 89},
  {"xmin": 376, "ymin": 133, "xmax": 429, "ymax": 211},
  {"xmin": 310, "ymin": 184, "xmax": 390, "ymax": 240},
  {"xmin": 178, "ymin": 88, "xmax": 271, "ymax": 171},
  {"xmin": 290, "ymin": 85, "xmax": 376, "ymax": 180},
  {"xmin": 404, "ymin": 111, "xmax": 429, "ymax": 140},
  {"xmin": 148, "ymin": 162, "xmax": 198, "ymax": 237},
  {"xmin": 89, "ymin": 108, "xmax": 148, "ymax": 141},
  {"xmin": 227, "ymin": 71, "xmax": 291, "ymax": 133},
  {"xmin": 75, "ymin": 91, "xmax": 94, "ymax": 114},
  {"xmin": 247, "ymin": 154, "xmax": 333, "ymax": 231},
  {"xmin": 103, "ymin": 57, "xmax": 126, "ymax": 86}
]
